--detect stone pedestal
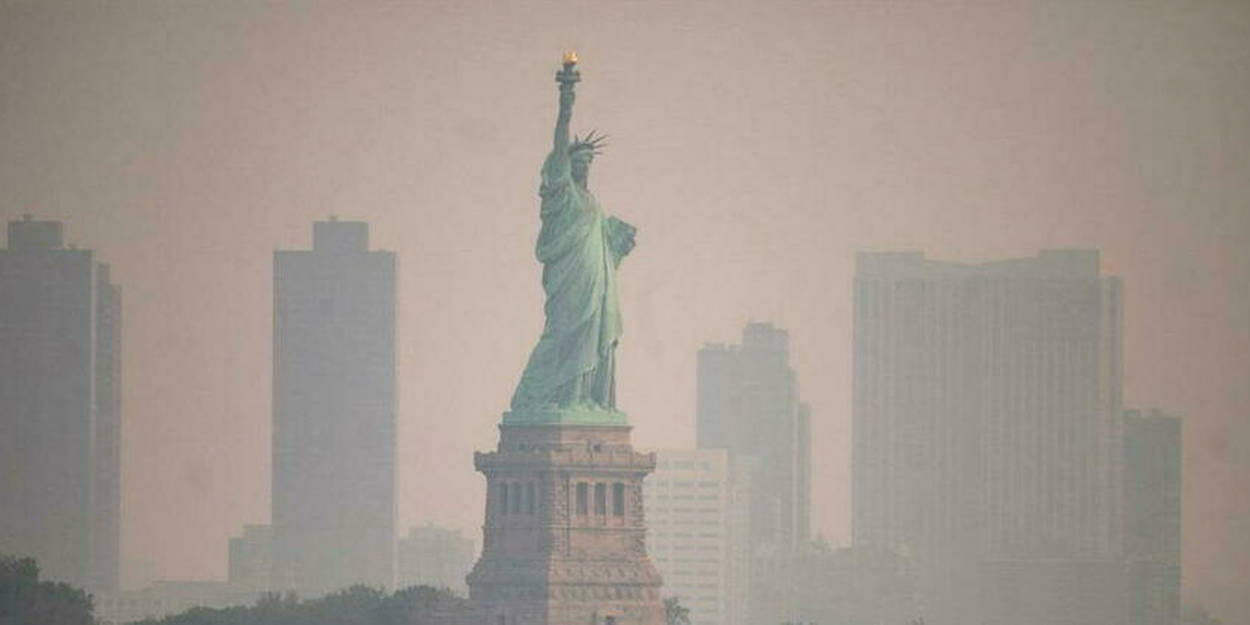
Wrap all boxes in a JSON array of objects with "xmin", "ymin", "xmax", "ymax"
[{"xmin": 468, "ymin": 420, "xmax": 664, "ymax": 625}]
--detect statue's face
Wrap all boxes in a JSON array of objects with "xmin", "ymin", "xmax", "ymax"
[{"xmin": 571, "ymin": 151, "xmax": 593, "ymax": 182}]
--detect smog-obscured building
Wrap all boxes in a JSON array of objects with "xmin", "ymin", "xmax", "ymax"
[
  {"xmin": 696, "ymin": 322, "xmax": 810, "ymax": 623},
  {"xmin": 1124, "ymin": 408, "xmax": 1182, "ymax": 625},
  {"xmin": 852, "ymin": 250, "xmax": 1125, "ymax": 625},
  {"xmin": 397, "ymin": 524, "xmax": 475, "ymax": 595},
  {"xmin": 0, "ymin": 216, "xmax": 121, "ymax": 592},
  {"xmin": 228, "ymin": 524, "xmax": 273, "ymax": 592},
  {"xmin": 272, "ymin": 219, "xmax": 396, "ymax": 595}
]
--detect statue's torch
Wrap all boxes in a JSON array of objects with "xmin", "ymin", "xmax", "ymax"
[{"xmin": 556, "ymin": 50, "xmax": 581, "ymax": 87}]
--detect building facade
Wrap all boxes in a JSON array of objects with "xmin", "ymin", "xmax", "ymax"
[
  {"xmin": 0, "ymin": 216, "xmax": 121, "ymax": 592},
  {"xmin": 696, "ymin": 322, "xmax": 810, "ymax": 623},
  {"xmin": 643, "ymin": 449, "xmax": 750, "ymax": 625},
  {"xmin": 271, "ymin": 219, "xmax": 396, "ymax": 595},
  {"xmin": 1124, "ymin": 408, "xmax": 1182, "ymax": 625},
  {"xmin": 398, "ymin": 524, "xmax": 476, "ymax": 595},
  {"xmin": 851, "ymin": 250, "xmax": 1125, "ymax": 625}
]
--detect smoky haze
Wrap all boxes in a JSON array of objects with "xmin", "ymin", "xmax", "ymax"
[{"xmin": 1, "ymin": 1, "xmax": 1247, "ymax": 623}]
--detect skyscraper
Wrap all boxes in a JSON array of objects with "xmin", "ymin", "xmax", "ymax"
[
  {"xmin": 852, "ymin": 250, "xmax": 1124, "ymax": 624},
  {"xmin": 696, "ymin": 322, "xmax": 810, "ymax": 623},
  {"xmin": 1124, "ymin": 408, "xmax": 1182, "ymax": 625},
  {"xmin": 0, "ymin": 216, "xmax": 121, "ymax": 591},
  {"xmin": 271, "ymin": 219, "xmax": 396, "ymax": 594},
  {"xmin": 697, "ymin": 322, "xmax": 810, "ymax": 554}
]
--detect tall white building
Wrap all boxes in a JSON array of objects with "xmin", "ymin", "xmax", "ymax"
[
  {"xmin": 644, "ymin": 449, "xmax": 750, "ymax": 625},
  {"xmin": 852, "ymin": 250, "xmax": 1124, "ymax": 625},
  {"xmin": 0, "ymin": 216, "xmax": 121, "ymax": 592},
  {"xmin": 272, "ymin": 219, "xmax": 396, "ymax": 595}
]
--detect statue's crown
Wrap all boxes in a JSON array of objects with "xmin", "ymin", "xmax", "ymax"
[{"xmin": 570, "ymin": 130, "xmax": 607, "ymax": 156}]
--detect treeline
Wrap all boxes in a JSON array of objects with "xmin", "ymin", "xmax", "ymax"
[
  {"xmin": 131, "ymin": 585, "xmax": 467, "ymax": 625},
  {"xmin": 3, "ymin": 553, "xmax": 466, "ymax": 625},
  {"xmin": 1, "ymin": 555, "xmax": 95, "ymax": 625}
]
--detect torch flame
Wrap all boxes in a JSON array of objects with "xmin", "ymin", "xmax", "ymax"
[{"xmin": 563, "ymin": 50, "xmax": 579, "ymax": 65}]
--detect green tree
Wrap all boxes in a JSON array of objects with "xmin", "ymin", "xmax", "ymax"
[
  {"xmin": 664, "ymin": 596, "xmax": 691, "ymax": 625},
  {"xmin": 0, "ymin": 555, "xmax": 94, "ymax": 625},
  {"xmin": 132, "ymin": 584, "xmax": 467, "ymax": 625}
]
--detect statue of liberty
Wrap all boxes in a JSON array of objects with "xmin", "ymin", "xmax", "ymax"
[{"xmin": 509, "ymin": 52, "xmax": 636, "ymax": 419}]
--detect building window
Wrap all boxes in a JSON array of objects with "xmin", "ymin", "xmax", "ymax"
[
  {"xmin": 595, "ymin": 483, "xmax": 607, "ymax": 515},
  {"xmin": 577, "ymin": 483, "xmax": 589, "ymax": 515},
  {"xmin": 526, "ymin": 482, "xmax": 537, "ymax": 515},
  {"xmin": 613, "ymin": 483, "xmax": 625, "ymax": 517},
  {"xmin": 510, "ymin": 482, "xmax": 521, "ymax": 515},
  {"xmin": 499, "ymin": 483, "xmax": 509, "ymax": 516}
]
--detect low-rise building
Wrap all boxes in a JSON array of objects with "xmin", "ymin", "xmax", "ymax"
[{"xmin": 398, "ymin": 523, "xmax": 475, "ymax": 595}]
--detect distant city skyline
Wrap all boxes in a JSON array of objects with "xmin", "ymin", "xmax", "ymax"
[{"xmin": 1, "ymin": 2, "xmax": 1246, "ymax": 622}]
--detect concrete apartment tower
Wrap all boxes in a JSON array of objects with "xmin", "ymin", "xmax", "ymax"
[
  {"xmin": 0, "ymin": 216, "xmax": 121, "ymax": 592},
  {"xmin": 696, "ymin": 322, "xmax": 811, "ymax": 623},
  {"xmin": 271, "ymin": 219, "xmax": 396, "ymax": 595},
  {"xmin": 852, "ymin": 250, "xmax": 1124, "ymax": 625},
  {"xmin": 467, "ymin": 415, "xmax": 664, "ymax": 625}
]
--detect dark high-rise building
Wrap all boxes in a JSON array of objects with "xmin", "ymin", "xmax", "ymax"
[
  {"xmin": 1124, "ymin": 408, "xmax": 1182, "ymax": 625},
  {"xmin": 271, "ymin": 219, "xmax": 396, "ymax": 594},
  {"xmin": 697, "ymin": 322, "xmax": 811, "ymax": 623},
  {"xmin": 852, "ymin": 250, "xmax": 1125, "ymax": 625},
  {"xmin": 0, "ymin": 216, "xmax": 121, "ymax": 592}
]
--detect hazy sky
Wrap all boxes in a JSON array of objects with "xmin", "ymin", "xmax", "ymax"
[{"xmin": 2, "ymin": 1, "xmax": 1247, "ymax": 621}]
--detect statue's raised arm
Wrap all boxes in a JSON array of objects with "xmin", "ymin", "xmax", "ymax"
[{"xmin": 552, "ymin": 51, "xmax": 579, "ymax": 159}]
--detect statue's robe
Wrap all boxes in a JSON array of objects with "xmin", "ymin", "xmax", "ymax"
[{"xmin": 510, "ymin": 149, "xmax": 636, "ymax": 411}]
